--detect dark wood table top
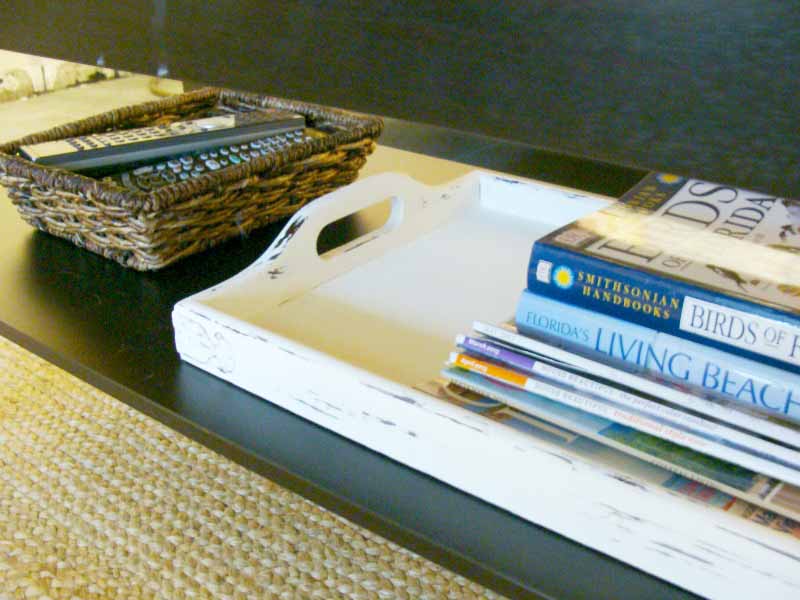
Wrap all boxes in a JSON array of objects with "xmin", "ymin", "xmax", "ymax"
[{"xmin": 0, "ymin": 79, "xmax": 704, "ymax": 597}]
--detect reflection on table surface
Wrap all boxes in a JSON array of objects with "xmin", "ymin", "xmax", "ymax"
[{"xmin": 5, "ymin": 3, "xmax": 800, "ymax": 198}]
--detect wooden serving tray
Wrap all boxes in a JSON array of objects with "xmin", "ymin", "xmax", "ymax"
[{"xmin": 173, "ymin": 170, "xmax": 800, "ymax": 599}]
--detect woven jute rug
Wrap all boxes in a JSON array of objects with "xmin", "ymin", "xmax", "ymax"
[{"xmin": 0, "ymin": 336, "xmax": 503, "ymax": 599}]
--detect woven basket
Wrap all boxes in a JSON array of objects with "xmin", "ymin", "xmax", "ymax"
[{"xmin": 0, "ymin": 87, "xmax": 383, "ymax": 270}]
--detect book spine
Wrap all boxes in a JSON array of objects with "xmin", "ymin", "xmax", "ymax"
[
  {"xmin": 527, "ymin": 241, "xmax": 800, "ymax": 374},
  {"xmin": 449, "ymin": 352, "xmax": 800, "ymax": 487},
  {"xmin": 472, "ymin": 320, "xmax": 800, "ymax": 448},
  {"xmin": 441, "ymin": 367, "xmax": 733, "ymax": 487},
  {"xmin": 456, "ymin": 334, "xmax": 800, "ymax": 469},
  {"xmin": 515, "ymin": 290, "xmax": 800, "ymax": 422},
  {"xmin": 441, "ymin": 366, "xmax": 800, "ymax": 522}
]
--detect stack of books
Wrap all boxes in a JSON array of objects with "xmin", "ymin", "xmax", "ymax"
[{"xmin": 439, "ymin": 172, "xmax": 800, "ymax": 537}]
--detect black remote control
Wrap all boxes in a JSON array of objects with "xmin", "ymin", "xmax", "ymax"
[
  {"xmin": 18, "ymin": 109, "xmax": 306, "ymax": 173},
  {"xmin": 105, "ymin": 129, "xmax": 316, "ymax": 192}
]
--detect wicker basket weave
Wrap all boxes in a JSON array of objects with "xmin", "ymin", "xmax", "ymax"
[{"xmin": 0, "ymin": 87, "xmax": 383, "ymax": 270}]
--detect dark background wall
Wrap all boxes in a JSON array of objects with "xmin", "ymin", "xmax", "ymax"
[{"xmin": 5, "ymin": 1, "xmax": 800, "ymax": 195}]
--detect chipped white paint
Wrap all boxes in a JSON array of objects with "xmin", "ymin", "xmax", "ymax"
[{"xmin": 174, "ymin": 171, "xmax": 800, "ymax": 599}]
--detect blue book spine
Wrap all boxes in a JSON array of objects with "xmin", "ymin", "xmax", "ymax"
[
  {"xmin": 514, "ymin": 290, "xmax": 800, "ymax": 421},
  {"xmin": 527, "ymin": 241, "xmax": 800, "ymax": 374}
]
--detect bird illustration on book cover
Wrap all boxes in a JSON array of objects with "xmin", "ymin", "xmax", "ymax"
[
  {"xmin": 779, "ymin": 200, "xmax": 800, "ymax": 241},
  {"xmin": 705, "ymin": 265, "xmax": 760, "ymax": 292}
]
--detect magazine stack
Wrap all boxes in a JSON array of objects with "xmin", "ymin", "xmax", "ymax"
[{"xmin": 441, "ymin": 172, "xmax": 800, "ymax": 536}]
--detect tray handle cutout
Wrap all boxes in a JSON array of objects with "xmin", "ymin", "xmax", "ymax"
[
  {"xmin": 316, "ymin": 196, "xmax": 396, "ymax": 258},
  {"xmin": 266, "ymin": 173, "xmax": 440, "ymax": 271}
]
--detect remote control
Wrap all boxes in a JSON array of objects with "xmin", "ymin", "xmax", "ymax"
[
  {"xmin": 105, "ymin": 129, "xmax": 316, "ymax": 192},
  {"xmin": 18, "ymin": 109, "xmax": 306, "ymax": 173}
]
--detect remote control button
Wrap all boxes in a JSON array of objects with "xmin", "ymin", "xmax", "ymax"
[
  {"xmin": 250, "ymin": 141, "xmax": 263, "ymax": 149},
  {"xmin": 219, "ymin": 158, "xmax": 229, "ymax": 167},
  {"xmin": 167, "ymin": 159, "xmax": 181, "ymax": 169},
  {"xmin": 199, "ymin": 153, "xmax": 209, "ymax": 160},
  {"xmin": 209, "ymin": 151, "xmax": 219, "ymax": 158},
  {"xmin": 156, "ymin": 163, "xmax": 167, "ymax": 171},
  {"xmin": 179, "ymin": 172, "xmax": 190, "ymax": 181},
  {"xmin": 133, "ymin": 165, "xmax": 155, "ymax": 175},
  {"xmin": 219, "ymin": 147, "xmax": 230, "ymax": 155},
  {"xmin": 180, "ymin": 156, "xmax": 193, "ymax": 166},
  {"xmin": 205, "ymin": 159, "xmax": 221, "ymax": 170},
  {"xmin": 229, "ymin": 155, "xmax": 241, "ymax": 164}
]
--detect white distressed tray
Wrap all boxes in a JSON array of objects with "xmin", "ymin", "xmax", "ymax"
[{"xmin": 173, "ymin": 171, "xmax": 800, "ymax": 599}]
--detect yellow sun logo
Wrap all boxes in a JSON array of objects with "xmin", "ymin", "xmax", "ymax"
[
  {"xmin": 553, "ymin": 266, "xmax": 574, "ymax": 289},
  {"xmin": 657, "ymin": 173, "xmax": 683, "ymax": 185}
]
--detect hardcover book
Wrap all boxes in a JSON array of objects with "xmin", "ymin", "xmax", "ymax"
[{"xmin": 527, "ymin": 172, "xmax": 800, "ymax": 373}]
